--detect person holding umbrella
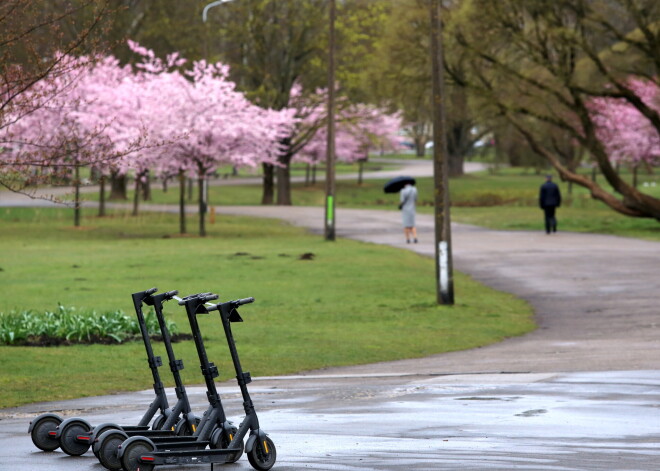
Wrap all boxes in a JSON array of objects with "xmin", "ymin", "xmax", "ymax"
[{"xmin": 384, "ymin": 176, "xmax": 418, "ymax": 243}]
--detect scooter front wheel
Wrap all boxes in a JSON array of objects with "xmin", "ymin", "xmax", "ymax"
[{"xmin": 247, "ymin": 436, "xmax": 276, "ymax": 471}]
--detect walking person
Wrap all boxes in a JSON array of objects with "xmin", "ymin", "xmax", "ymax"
[
  {"xmin": 400, "ymin": 181, "xmax": 418, "ymax": 243},
  {"xmin": 539, "ymin": 174, "xmax": 561, "ymax": 234}
]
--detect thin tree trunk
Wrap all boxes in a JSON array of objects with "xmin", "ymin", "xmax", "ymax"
[
  {"xmin": 305, "ymin": 163, "xmax": 311, "ymax": 186},
  {"xmin": 98, "ymin": 175, "xmax": 106, "ymax": 217},
  {"xmin": 357, "ymin": 159, "xmax": 364, "ymax": 185},
  {"xmin": 132, "ymin": 173, "xmax": 140, "ymax": 216},
  {"xmin": 141, "ymin": 170, "xmax": 151, "ymax": 201},
  {"xmin": 261, "ymin": 163, "xmax": 274, "ymax": 204},
  {"xmin": 74, "ymin": 164, "xmax": 81, "ymax": 227},
  {"xmin": 276, "ymin": 164, "xmax": 292, "ymax": 205},
  {"xmin": 198, "ymin": 175, "xmax": 206, "ymax": 237},
  {"xmin": 312, "ymin": 165, "xmax": 317, "ymax": 184},
  {"xmin": 178, "ymin": 170, "xmax": 186, "ymax": 234}
]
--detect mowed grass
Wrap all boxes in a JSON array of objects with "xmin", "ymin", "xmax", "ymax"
[{"xmin": 0, "ymin": 207, "xmax": 533, "ymax": 408}]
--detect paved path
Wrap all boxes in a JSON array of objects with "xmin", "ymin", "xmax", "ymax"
[{"xmin": 2, "ymin": 159, "xmax": 659, "ymax": 470}]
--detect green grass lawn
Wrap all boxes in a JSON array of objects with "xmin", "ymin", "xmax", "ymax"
[{"xmin": 0, "ymin": 208, "xmax": 533, "ymax": 408}]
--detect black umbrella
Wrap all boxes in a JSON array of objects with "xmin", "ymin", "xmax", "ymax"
[{"xmin": 383, "ymin": 176, "xmax": 416, "ymax": 193}]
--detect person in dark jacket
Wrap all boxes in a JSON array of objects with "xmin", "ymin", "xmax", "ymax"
[{"xmin": 539, "ymin": 175, "xmax": 561, "ymax": 234}]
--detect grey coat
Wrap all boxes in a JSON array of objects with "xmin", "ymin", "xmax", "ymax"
[{"xmin": 400, "ymin": 184, "xmax": 418, "ymax": 227}]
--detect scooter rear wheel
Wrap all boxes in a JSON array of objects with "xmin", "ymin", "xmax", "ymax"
[
  {"xmin": 30, "ymin": 415, "xmax": 62, "ymax": 451},
  {"xmin": 151, "ymin": 413, "xmax": 168, "ymax": 430},
  {"xmin": 92, "ymin": 425, "xmax": 121, "ymax": 459},
  {"xmin": 211, "ymin": 427, "xmax": 244, "ymax": 463},
  {"xmin": 247, "ymin": 436, "xmax": 276, "ymax": 471},
  {"xmin": 174, "ymin": 416, "xmax": 201, "ymax": 436},
  {"xmin": 120, "ymin": 438, "xmax": 155, "ymax": 471},
  {"xmin": 96, "ymin": 430, "xmax": 128, "ymax": 471},
  {"xmin": 59, "ymin": 420, "xmax": 91, "ymax": 456}
]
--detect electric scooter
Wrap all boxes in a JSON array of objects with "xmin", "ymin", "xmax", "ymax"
[
  {"xmin": 90, "ymin": 289, "xmax": 204, "ymax": 470},
  {"xmin": 116, "ymin": 295, "xmax": 276, "ymax": 471},
  {"xmin": 28, "ymin": 288, "xmax": 181, "ymax": 456},
  {"xmin": 95, "ymin": 293, "xmax": 243, "ymax": 470}
]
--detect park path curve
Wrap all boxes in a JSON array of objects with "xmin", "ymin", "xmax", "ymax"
[{"xmin": 216, "ymin": 205, "xmax": 660, "ymax": 375}]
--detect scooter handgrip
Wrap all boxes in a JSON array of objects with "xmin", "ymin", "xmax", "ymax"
[
  {"xmin": 145, "ymin": 287, "xmax": 158, "ymax": 295},
  {"xmin": 178, "ymin": 292, "xmax": 211, "ymax": 304},
  {"xmin": 201, "ymin": 294, "xmax": 219, "ymax": 302},
  {"xmin": 235, "ymin": 297, "xmax": 255, "ymax": 306},
  {"xmin": 164, "ymin": 290, "xmax": 179, "ymax": 299}
]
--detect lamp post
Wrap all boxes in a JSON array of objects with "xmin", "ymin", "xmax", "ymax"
[
  {"xmin": 202, "ymin": 0, "xmax": 234, "ymax": 22},
  {"xmin": 430, "ymin": 0, "xmax": 454, "ymax": 304},
  {"xmin": 324, "ymin": 0, "xmax": 337, "ymax": 241}
]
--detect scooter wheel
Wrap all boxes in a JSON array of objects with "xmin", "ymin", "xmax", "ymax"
[
  {"xmin": 30, "ymin": 415, "xmax": 62, "ymax": 451},
  {"xmin": 151, "ymin": 414, "xmax": 167, "ymax": 430},
  {"xmin": 174, "ymin": 416, "xmax": 201, "ymax": 436},
  {"xmin": 121, "ymin": 438, "xmax": 155, "ymax": 471},
  {"xmin": 59, "ymin": 420, "xmax": 91, "ymax": 456},
  {"xmin": 211, "ymin": 427, "xmax": 243, "ymax": 463},
  {"xmin": 96, "ymin": 429, "xmax": 128, "ymax": 471},
  {"xmin": 247, "ymin": 436, "xmax": 276, "ymax": 471}
]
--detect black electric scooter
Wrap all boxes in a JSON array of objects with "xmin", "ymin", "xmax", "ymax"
[
  {"xmin": 89, "ymin": 289, "xmax": 204, "ymax": 470},
  {"xmin": 116, "ymin": 295, "xmax": 276, "ymax": 471},
  {"xmin": 28, "ymin": 288, "xmax": 180, "ymax": 456},
  {"xmin": 95, "ymin": 293, "xmax": 243, "ymax": 471}
]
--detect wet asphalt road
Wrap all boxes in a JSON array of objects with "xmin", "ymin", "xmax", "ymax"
[{"xmin": 3, "ymin": 370, "xmax": 660, "ymax": 471}]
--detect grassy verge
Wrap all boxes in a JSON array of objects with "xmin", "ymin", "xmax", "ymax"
[{"xmin": 0, "ymin": 208, "xmax": 533, "ymax": 408}]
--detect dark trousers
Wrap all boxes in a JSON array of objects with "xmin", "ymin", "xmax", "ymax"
[{"xmin": 543, "ymin": 207, "xmax": 557, "ymax": 233}]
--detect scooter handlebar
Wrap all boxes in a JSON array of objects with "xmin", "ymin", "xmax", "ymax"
[
  {"xmin": 206, "ymin": 297, "xmax": 254, "ymax": 312},
  {"xmin": 145, "ymin": 287, "xmax": 158, "ymax": 295},
  {"xmin": 235, "ymin": 297, "xmax": 255, "ymax": 306},
  {"xmin": 163, "ymin": 290, "xmax": 179, "ymax": 299},
  {"xmin": 178, "ymin": 292, "xmax": 213, "ymax": 305}
]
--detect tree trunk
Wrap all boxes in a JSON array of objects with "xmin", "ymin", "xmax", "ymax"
[
  {"xmin": 198, "ymin": 175, "xmax": 206, "ymax": 237},
  {"xmin": 178, "ymin": 170, "xmax": 186, "ymax": 235},
  {"xmin": 414, "ymin": 135, "xmax": 426, "ymax": 157},
  {"xmin": 276, "ymin": 164, "xmax": 292, "ymax": 205},
  {"xmin": 312, "ymin": 165, "xmax": 317, "ymax": 184},
  {"xmin": 261, "ymin": 163, "xmax": 274, "ymax": 204},
  {"xmin": 448, "ymin": 152, "xmax": 465, "ymax": 177},
  {"xmin": 74, "ymin": 164, "xmax": 81, "ymax": 227},
  {"xmin": 132, "ymin": 175, "xmax": 140, "ymax": 216},
  {"xmin": 109, "ymin": 170, "xmax": 127, "ymax": 200},
  {"xmin": 98, "ymin": 175, "xmax": 106, "ymax": 217},
  {"xmin": 358, "ymin": 159, "xmax": 365, "ymax": 185},
  {"xmin": 305, "ymin": 164, "xmax": 311, "ymax": 186},
  {"xmin": 141, "ymin": 170, "xmax": 151, "ymax": 201}
]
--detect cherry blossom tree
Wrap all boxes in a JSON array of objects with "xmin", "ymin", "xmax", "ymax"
[
  {"xmin": 127, "ymin": 42, "xmax": 296, "ymax": 236},
  {"xmin": 296, "ymin": 100, "xmax": 402, "ymax": 184},
  {"xmin": 1, "ymin": 54, "xmax": 147, "ymax": 226},
  {"xmin": 590, "ymin": 78, "xmax": 660, "ymax": 176}
]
